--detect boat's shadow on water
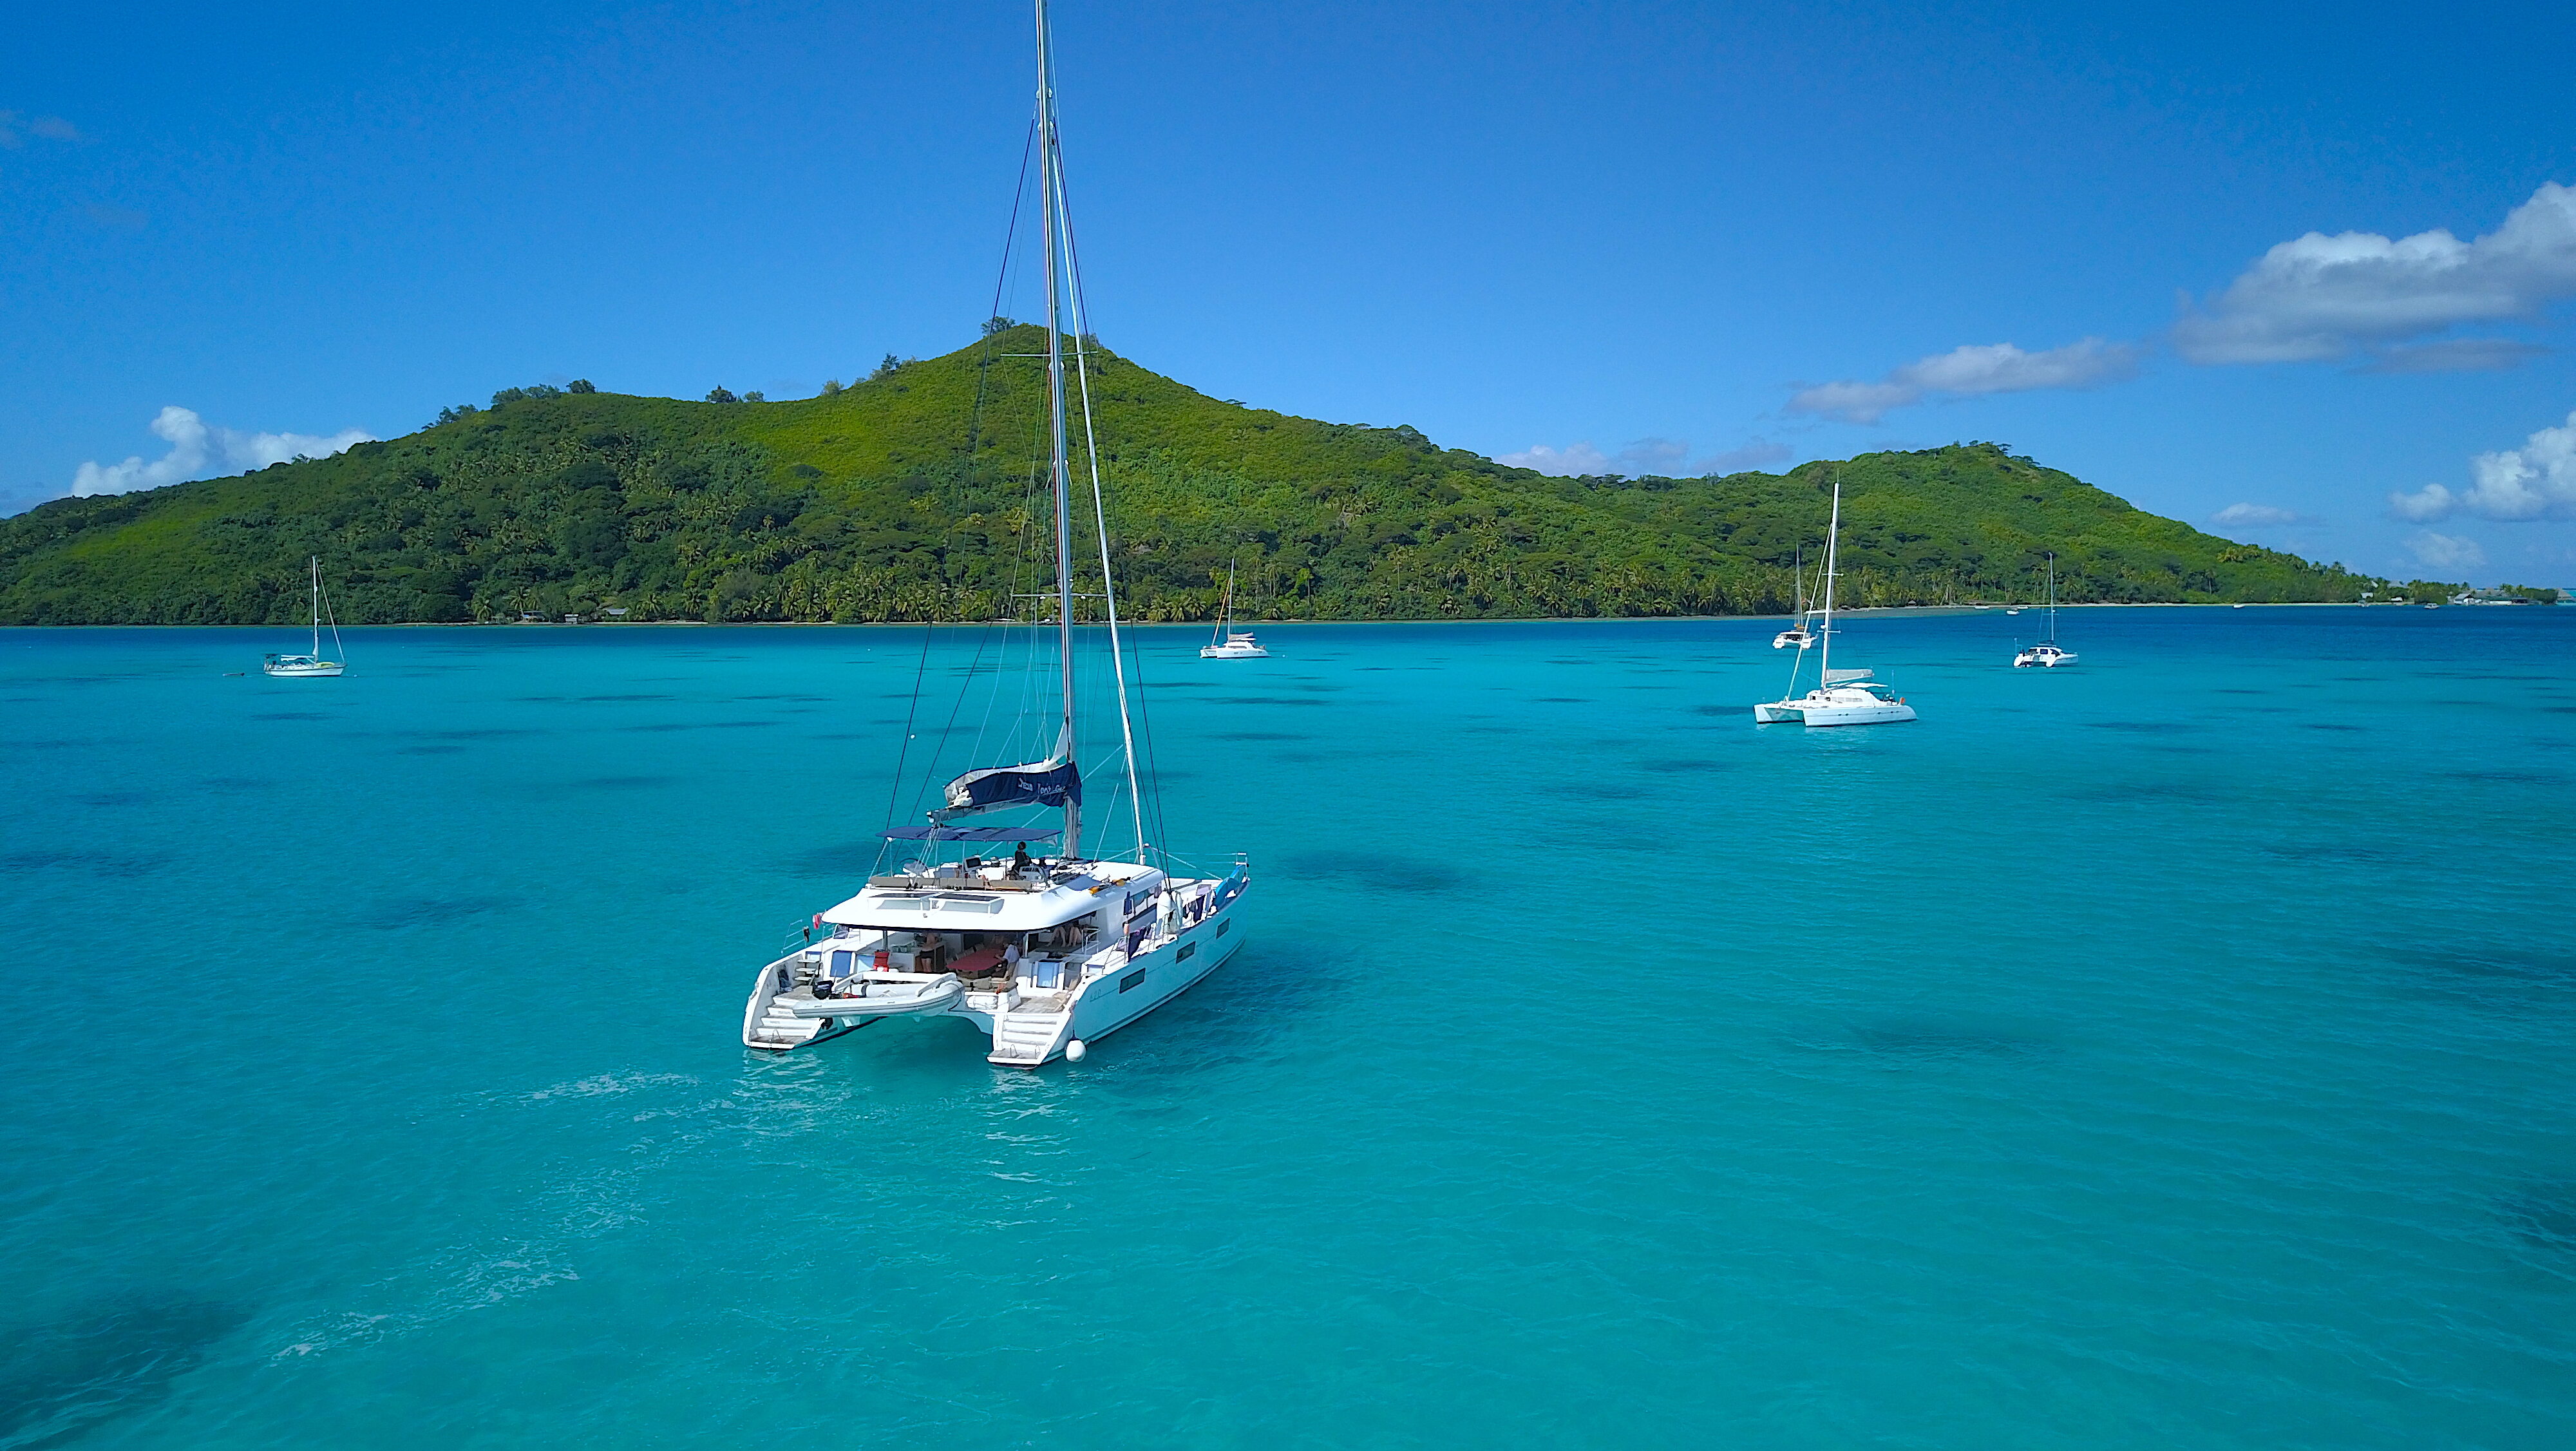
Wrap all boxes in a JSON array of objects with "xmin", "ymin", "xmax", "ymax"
[
  {"xmin": 2497, "ymin": 1182, "xmax": 2576, "ymax": 1270},
  {"xmin": 0, "ymin": 1295, "xmax": 249, "ymax": 1450}
]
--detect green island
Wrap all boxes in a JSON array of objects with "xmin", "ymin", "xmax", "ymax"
[{"xmin": 1, "ymin": 325, "xmax": 2448, "ymax": 625}]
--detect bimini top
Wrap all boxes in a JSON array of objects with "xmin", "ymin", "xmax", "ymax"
[{"xmin": 880, "ymin": 825, "xmax": 1061, "ymax": 842}]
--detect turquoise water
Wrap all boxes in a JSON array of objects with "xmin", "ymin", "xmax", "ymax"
[{"xmin": 4, "ymin": 609, "xmax": 2573, "ymax": 1448}]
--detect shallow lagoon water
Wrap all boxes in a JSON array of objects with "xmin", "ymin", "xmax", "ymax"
[{"xmin": 3, "ymin": 608, "xmax": 2573, "ymax": 1448}]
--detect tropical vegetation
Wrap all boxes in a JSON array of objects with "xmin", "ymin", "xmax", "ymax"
[{"xmin": 1, "ymin": 327, "xmax": 2391, "ymax": 625}]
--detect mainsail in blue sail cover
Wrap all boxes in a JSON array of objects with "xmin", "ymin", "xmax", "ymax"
[{"xmin": 938, "ymin": 756, "xmax": 1081, "ymax": 817}]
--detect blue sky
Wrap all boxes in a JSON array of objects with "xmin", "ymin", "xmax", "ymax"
[{"xmin": 6, "ymin": 0, "xmax": 2574, "ymax": 583}]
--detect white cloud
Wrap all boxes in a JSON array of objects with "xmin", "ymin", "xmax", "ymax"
[
  {"xmin": 2404, "ymin": 531, "xmax": 2485, "ymax": 571},
  {"xmin": 71, "ymin": 406, "xmax": 374, "ymax": 498},
  {"xmin": 1786, "ymin": 338, "xmax": 2139, "ymax": 424},
  {"xmin": 1497, "ymin": 437, "xmax": 1700, "ymax": 478},
  {"xmin": 1699, "ymin": 439, "xmax": 1793, "ymax": 473},
  {"xmin": 2174, "ymin": 183, "xmax": 2576, "ymax": 366},
  {"xmin": 2386, "ymin": 409, "xmax": 2576, "ymax": 524},
  {"xmin": 2211, "ymin": 503, "xmax": 2300, "ymax": 527},
  {"xmin": 1497, "ymin": 441, "xmax": 1613, "ymax": 475},
  {"xmin": 0, "ymin": 110, "xmax": 82, "ymax": 147}
]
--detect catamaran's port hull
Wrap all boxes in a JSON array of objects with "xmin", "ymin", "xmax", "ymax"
[{"xmin": 1752, "ymin": 703, "xmax": 1918, "ymax": 726}]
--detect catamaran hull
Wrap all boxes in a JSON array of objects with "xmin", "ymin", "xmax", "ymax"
[
  {"xmin": 741, "ymin": 880, "xmax": 1247, "ymax": 1062},
  {"xmin": 1753, "ymin": 701, "xmax": 1918, "ymax": 726},
  {"xmin": 1049, "ymin": 894, "xmax": 1244, "ymax": 1059},
  {"xmin": 263, "ymin": 663, "xmax": 344, "ymax": 677},
  {"xmin": 1200, "ymin": 645, "xmax": 1269, "ymax": 658}
]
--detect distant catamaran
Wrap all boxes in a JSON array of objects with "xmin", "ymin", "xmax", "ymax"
[
  {"xmin": 1201, "ymin": 557, "xmax": 1268, "ymax": 658},
  {"xmin": 740, "ymin": 0, "xmax": 1249, "ymax": 1065},
  {"xmin": 262, "ymin": 557, "xmax": 346, "ymax": 678},
  {"xmin": 1772, "ymin": 544, "xmax": 1816, "ymax": 650},
  {"xmin": 2013, "ymin": 553, "xmax": 2078, "ymax": 668},
  {"xmin": 1752, "ymin": 479, "xmax": 1916, "ymax": 726}
]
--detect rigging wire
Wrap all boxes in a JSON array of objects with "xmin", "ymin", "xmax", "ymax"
[
  {"xmin": 1059, "ymin": 202, "xmax": 1177, "ymax": 866},
  {"xmin": 1052, "ymin": 164, "xmax": 1148, "ymax": 864},
  {"xmin": 884, "ymin": 119, "xmax": 1041, "ymax": 848}
]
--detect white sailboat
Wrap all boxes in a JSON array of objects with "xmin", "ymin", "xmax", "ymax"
[
  {"xmin": 1752, "ymin": 480, "xmax": 1916, "ymax": 726},
  {"xmin": 742, "ymin": 0, "xmax": 1249, "ymax": 1065},
  {"xmin": 2012, "ymin": 553, "xmax": 2078, "ymax": 668},
  {"xmin": 1200, "ymin": 557, "xmax": 1268, "ymax": 658},
  {"xmin": 1772, "ymin": 544, "xmax": 1816, "ymax": 650},
  {"xmin": 262, "ymin": 556, "xmax": 346, "ymax": 677}
]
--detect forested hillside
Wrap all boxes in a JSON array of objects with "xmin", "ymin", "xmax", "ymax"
[{"xmin": 0, "ymin": 327, "xmax": 2378, "ymax": 624}]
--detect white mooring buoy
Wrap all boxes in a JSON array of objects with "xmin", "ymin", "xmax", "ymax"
[{"xmin": 1065, "ymin": 1039, "xmax": 1087, "ymax": 1062}]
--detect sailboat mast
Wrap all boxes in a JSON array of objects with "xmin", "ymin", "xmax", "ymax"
[
  {"xmin": 2046, "ymin": 553, "xmax": 2056, "ymax": 645},
  {"xmin": 310, "ymin": 556, "xmax": 321, "ymax": 657},
  {"xmin": 1819, "ymin": 481, "xmax": 1841, "ymax": 683},
  {"xmin": 1035, "ymin": 0, "xmax": 1081, "ymax": 858}
]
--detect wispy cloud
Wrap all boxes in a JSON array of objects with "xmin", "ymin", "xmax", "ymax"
[
  {"xmin": 0, "ymin": 109, "xmax": 82, "ymax": 147},
  {"xmin": 2358, "ymin": 337, "xmax": 2548, "ymax": 374},
  {"xmin": 2404, "ymin": 531, "xmax": 2485, "ymax": 571},
  {"xmin": 70, "ymin": 406, "xmax": 374, "ymax": 499},
  {"xmin": 2387, "ymin": 410, "xmax": 2576, "ymax": 524},
  {"xmin": 2210, "ymin": 503, "xmax": 2302, "ymax": 527},
  {"xmin": 1699, "ymin": 439, "xmax": 1792, "ymax": 473},
  {"xmin": 1786, "ymin": 339, "xmax": 2139, "ymax": 424},
  {"xmin": 2174, "ymin": 183, "xmax": 2576, "ymax": 367},
  {"xmin": 1498, "ymin": 437, "xmax": 1693, "ymax": 477}
]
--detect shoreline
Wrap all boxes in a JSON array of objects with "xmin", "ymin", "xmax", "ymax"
[{"xmin": 0, "ymin": 602, "xmax": 2456, "ymax": 631}]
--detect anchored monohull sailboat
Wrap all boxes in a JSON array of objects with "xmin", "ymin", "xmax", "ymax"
[
  {"xmin": 262, "ymin": 556, "xmax": 346, "ymax": 678},
  {"xmin": 741, "ymin": 0, "xmax": 1249, "ymax": 1065}
]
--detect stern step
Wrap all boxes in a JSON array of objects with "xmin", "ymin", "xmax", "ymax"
[
  {"xmin": 749, "ymin": 1004, "xmax": 829, "ymax": 1048},
  {"xmin": 989, "ymin": 1011, "xmax": 1070, "ymax": 1067}
]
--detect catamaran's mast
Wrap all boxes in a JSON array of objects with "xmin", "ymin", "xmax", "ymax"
[
  {"xmin": 2046, "ymin": 553, "xmax": 2056, "ymax": 645},
  {"xmin": 1819, "ymin": 481, "xmax": 1841, "ymax": 684},
  {"xmin": 310, "ymin": 556, "xmax": 321, "ymax": 657},
  {"xmin": 1036, "ymin": 0, "xmax": 1081, "ymax": 858}
]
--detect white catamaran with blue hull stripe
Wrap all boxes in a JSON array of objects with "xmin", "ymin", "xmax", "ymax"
[{"xmin": 743, "ymin": 0, "xmax": 1249, "ymax": 1065}]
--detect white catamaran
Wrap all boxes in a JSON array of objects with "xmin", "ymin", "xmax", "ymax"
[
  {"xmin": 741, "ymin": 0, "xmax": 1249, "ymax": 1065},
  {"xmin": 1201, "ymin": 557, "xmax": 1268, "ymax": 658},
  {"xmin": 2012, "ymin": 553, "xmax": 2078, "ymax": 668},
  {"xmin": 1772, "ymin": 544, "xmax": 1816, "ymax": 650},
  {"xmin": 1752, "ymin": 479, "xmax": 1916, "ymax": 726},
  {"xmin": 262, "ymin": 556, "xmax": 346, "ymax": 678}
]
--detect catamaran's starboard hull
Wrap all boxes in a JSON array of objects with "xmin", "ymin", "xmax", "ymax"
[{"xmin": 1040, "ymin": 893, "xmax": 1243, "ymax": 1063}]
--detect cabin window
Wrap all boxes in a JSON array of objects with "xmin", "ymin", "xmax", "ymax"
[
  {"xmin": 1215, "ymin": 920, "xmax": 1229, "ymax": 938},
  {"xmin": 1119, "ymin": 969, "xmax": 1145, "ymax": 993},
  {"xmin": 1177, "ymin": 943, "xmax": 1197, "ymax": 962}
]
